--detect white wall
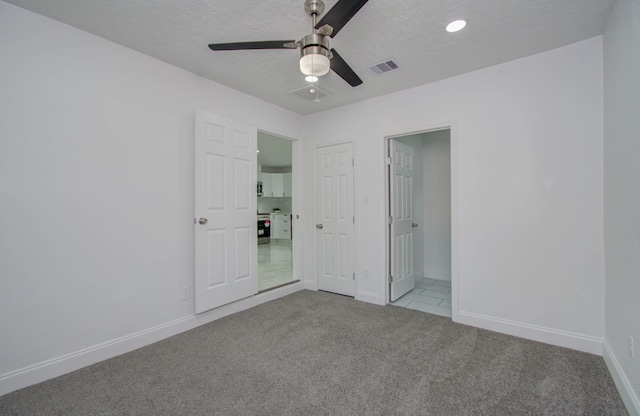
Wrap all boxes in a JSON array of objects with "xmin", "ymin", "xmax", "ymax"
[
  {"xmin": 421, "ymin": 130, "xmax": 452, "ymax": 281},
  {"xmin": 303, "ymin": 36, "xmax": 605, "ymax": 353},
  {"xmin": 258, "ymin": 198, "xmax": 292, "ymax": 214},
  {"xmin": 0, "ymin": 2, "xmax": 303, "ymax": 393},
  {"xmin": 602, "ymin": 0, "xmax": 640, "ymax": 412}
]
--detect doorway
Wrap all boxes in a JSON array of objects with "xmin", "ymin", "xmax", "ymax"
[
  {"xmin": 257, "ymin": 131, "xmax": 297, "ymax": 292},
  {"xmin": 387, "ymin": 129, "xmax": 453, "ymax": 318}
]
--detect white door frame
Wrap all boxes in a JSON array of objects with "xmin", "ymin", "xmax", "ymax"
[
  {"xmin": 257, "ymin": 130, "xmax": 304, "ymax": 284},
  {"xmin": 383, "ymin": 121, "xmax": 459, "ymax": 321}
]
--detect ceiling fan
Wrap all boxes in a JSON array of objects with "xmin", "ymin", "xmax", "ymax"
[{"xmin": 208, "ymin": 0, "xmax": 369, "ymax": 87}]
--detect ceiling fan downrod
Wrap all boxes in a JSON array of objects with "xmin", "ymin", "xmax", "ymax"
[{"xmin": 304, "ymin": 0, "xmax": 324, "ymax": 26}]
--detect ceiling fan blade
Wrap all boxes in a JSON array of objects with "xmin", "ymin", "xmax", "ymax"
[
  {"xmin": 330, "ymin": 48, "xmax": 363, "ymax": 87},
  {"xmin": 208, "ymin": 40, "xmax": 297, "ymax": 51},
  {"xmin": 315, "ymin": 0, "xmax": 369, "ymax": 38}
]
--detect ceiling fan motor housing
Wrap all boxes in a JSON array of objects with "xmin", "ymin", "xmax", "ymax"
[{"xmin": 300, "ymin": 34, "xmax": 330, "ymax": 56}]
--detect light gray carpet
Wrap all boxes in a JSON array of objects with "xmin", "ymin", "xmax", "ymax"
[{"xmin": 0, "ymin": 290, "xmax": 627, "ymax": 415}]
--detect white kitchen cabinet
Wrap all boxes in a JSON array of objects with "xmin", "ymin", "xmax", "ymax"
[
  {"xmin": 270, "ymin": 213, "xmax": 277, "ymax": 235},
  {"xmin": 259, "ymin": 172, "xmax": 271, "ymax": 197},
  {"xmin": 259, "ymin": 172, "xmax": 291, "ymax": 198},
  {"xmin": 283, "ymin": 173, "xmax": 292, "ymax": 197},
  {"xmin": 271, "ymin": 213, "xmax": 291, "ymax": 240},
  {"xmin": 280, "ymin": 214, "xmax": 291, "ymax": 240},
  {"xmin": 271, "ymin": 173, "xmax": 284, "ymax": 197}
]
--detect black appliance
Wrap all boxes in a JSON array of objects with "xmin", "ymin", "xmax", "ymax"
[{"xmin": 257, "ymin": 214, "xmax": 270, "ymax": 245}]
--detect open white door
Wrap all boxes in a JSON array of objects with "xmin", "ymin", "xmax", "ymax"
[
  {"xmin": 194, "ymin": 111, "xmax": 257, "ymax": 313},
  {"xmin": 315, "ymin": 143, "xmax": 355, "ymax": 297},
  {"xmin": 389, "ymin": 139, "xmax": 415, "ymax": 301}
]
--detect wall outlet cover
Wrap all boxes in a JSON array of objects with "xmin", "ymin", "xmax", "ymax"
[{"xmin": 181, "ymin": 286, "xmax": 191, "ymax": 301}]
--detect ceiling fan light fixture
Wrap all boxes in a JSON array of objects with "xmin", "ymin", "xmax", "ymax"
[{"xmin": 299, "ymin": 51, "xmax": 331, "ymax": 77}]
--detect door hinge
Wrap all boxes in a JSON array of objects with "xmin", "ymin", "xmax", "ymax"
[
  {"xmin": 353, "ymin": 272, "xmax": 355, "ymax": 280},
  {"xmin": 388, "ymin": 216, "xmax": 393, "ymax": 224},
  {"xmin": 388, "ymin": 275, "xmax": 394, "ymax": 283},
  {"xmin": 353, "ymin": 216, "xmax": 355, "ymax": 224},
  {"xmin": 387, "ymin": 156, "xmax": 392, "ymax": 165}
]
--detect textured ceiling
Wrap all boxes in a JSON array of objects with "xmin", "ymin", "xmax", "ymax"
[{"xmin": 4, "ymin": 0, "xmax": 614, "ymax": 115}]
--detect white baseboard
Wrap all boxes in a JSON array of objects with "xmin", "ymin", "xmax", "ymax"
[
  {"xmin": 456, "ymin": 311, "xmax": 603, "ymax": 355},
  {"xmin": 302, "ymin": 279, "xmax": 316, "ymax": 291},
  {"xmin": 603, "ymin": 340, "xmax": 640, "ymax": 416},
  {"xmin": 424, "ymin": 275, "xmax": 451, "ymax": 282},
  {"xmin": 0, "ymin": 282, "xmax": 304, "ymax": 397},
  {"xmin": 356, "ymin": 290, "xmax": 384, "ymax": 306}
]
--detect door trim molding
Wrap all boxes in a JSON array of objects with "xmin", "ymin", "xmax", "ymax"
[{"xmin": 382, "ymin": 120, "xmax": 459, "ymax": 321}]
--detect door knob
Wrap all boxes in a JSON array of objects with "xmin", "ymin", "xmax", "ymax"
[
  {"xmin": 198, "ymin": 217, "xmax": 208, "ymax": 225},
  {"xmin": 412, "ymin": 222, "xmax": 419, "ymax": 228},
  {"xmin": 316, "ymin": 224, "xmax": 323, "ymax": 229}
]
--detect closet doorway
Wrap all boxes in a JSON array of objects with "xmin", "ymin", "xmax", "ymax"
[
  {"xmin": 257, "ymin": 131, "xmax": 298, "ymax": 292},
  {"xmin": 387, "ymin": 128, "xmax": 454, "ymax": 318}
]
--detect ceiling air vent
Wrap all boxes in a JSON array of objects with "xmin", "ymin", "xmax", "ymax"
[
  {"xmin": 289, "ymin": 84, "xmax": 332, "ymax": 101},
  {"xmin": 367, "ymin": 59, "xmax": 400, "ymax": 76}
]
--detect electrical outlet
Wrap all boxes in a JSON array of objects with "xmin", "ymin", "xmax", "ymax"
[
  {"xmin": 364, "ymin": 268, "xmax": 369, "ymax": 278},
  {"xmin": 181, "ymin": 286, "xmax": 191, "ymax": 301},
  {"xmin": 630, "ymin": 335, "xmax": 636, "ymax": 360}
]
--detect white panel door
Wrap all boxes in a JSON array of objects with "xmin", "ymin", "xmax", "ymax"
[
  {"xmin": 389, "ymin": 140, "xmax": 415, "ymax": 301},
  {"xmin": 315, "ymin": 143, "xmax": 355, "ymax": 296},
  {"xmin": 194, "ymin": 111, "xmax": 257, "ymax": 313}
]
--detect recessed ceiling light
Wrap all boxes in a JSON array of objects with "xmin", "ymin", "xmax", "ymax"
[
  {"xmin": 305, "ymin": 75, "xmax": 318, "ymax": 83},
  {"xmin": 446, "ymin": 19, "xmax": 466, "ymax": 33}
]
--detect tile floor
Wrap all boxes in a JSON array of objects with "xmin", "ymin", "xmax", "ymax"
[
  {"xmin": 258, "ymin": 241, "xmax": 294, "ymax": 291},
  {"xmin": 257, "ymin": 243, "xmax": 451, "ymax": 318},
  {"xmin": 390, "ymin": 277, "xmax": 452, "ymax": 318}
]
